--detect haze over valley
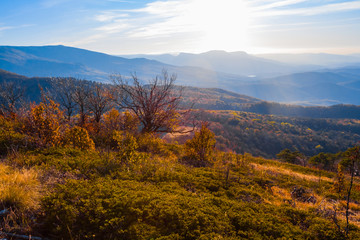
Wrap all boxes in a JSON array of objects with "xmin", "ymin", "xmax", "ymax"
[{"xmin": 1, "ymin": 45, "xmax": 360, "ymax": 106}]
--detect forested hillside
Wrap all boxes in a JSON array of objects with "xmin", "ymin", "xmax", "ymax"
[
  {"xmin": 1, "ymin": 72, "xmax": 360, "ymax": 239},
  {"xmin": 194, "ymin": 110, "xmax": 360, "ymax": 158},
  {"xmin": 2, "ymin": 68, "xmax": 360, "ymax": 120}
]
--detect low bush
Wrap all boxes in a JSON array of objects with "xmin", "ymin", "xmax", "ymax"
[{"xmin": 62, "ymin": 126, "xmax": 95, "ymax": 150}]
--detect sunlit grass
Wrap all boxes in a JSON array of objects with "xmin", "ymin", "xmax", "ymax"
[
  {"xmin": 251, "ymin": 162, "xmax": 334, "ymax": 183},
  {"xmin": 0, "ymin": 163, "xmax": 41, "ymax": 211}
]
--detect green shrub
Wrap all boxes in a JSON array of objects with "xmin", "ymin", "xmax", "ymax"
[
  {"xmin": 63, "ymin": 126, "xmax": 95, "ymax": 150},
  {"xmin": 41, "ymin": 178, "xmax": 233, "ymax": 240},
  {"xmin": 112, "ymin": 131, "xmax": 148, "ymax": 167},
  {"xmin": 137, "ymin": 133, "xmax": 175, "ymax": 157},
  {"xmin": 183, "ymin": 123, "xmax": 216, "ymax": 167},
  {"xmin": 0, "ymin": 116, "xmax": 29, "ymax": 155}
]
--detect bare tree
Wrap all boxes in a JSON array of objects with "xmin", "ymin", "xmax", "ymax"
[
  {"xmin": 0, "ymin": 81, "xmax": 25, "ymax": 117},
  {"xmin": 73, "ymin": 80, "xmax": 90, "ymax": 126},
  {"xmin": 49, "ymin": 77, "xmax": 77, "ymax": 121},
  {"xmin": 112, "ymin": 70, "xmax": 184, "ymax": 134},
  {"xmin": 341, "ymin": 146, "xmax": 360, "ymax": 237},
  {"xmin": 87, "ymin": 83, "xmax": 114, "ymax": 124}
]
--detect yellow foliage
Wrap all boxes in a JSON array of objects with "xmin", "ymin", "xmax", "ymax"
[
  {"xmin": 281, "ymin": 122, "xmax": 294, "ymax": 127},
  {"xmin": 184, "ymin": 123, "xmax": 216, "ymax": 167},
  {"xmin": 63, "ymin": 126, "xmax": 95, "ymax": 150},
  {"xmin": 102, "ymin": 109, "xmax": 139, "ymax": 133}
]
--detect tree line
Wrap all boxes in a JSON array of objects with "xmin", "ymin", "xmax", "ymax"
[{"xmin": 0, "ymin": 70, "xmax": 185, "ymax": 135}]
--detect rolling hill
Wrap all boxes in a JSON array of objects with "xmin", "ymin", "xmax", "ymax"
[{"xmin": 2, "ymin": 69, "xmax": 360, "ymax": 120}]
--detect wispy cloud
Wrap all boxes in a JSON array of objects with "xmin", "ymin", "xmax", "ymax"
[
  {"xmin": 255, "ymin": 1, "xmax": 360, "ymax": 17},
  {"xmin": 252, "ymin": 0, "xmax": 309, "ymax": 11},
  {"xmin": 0, "ymin": 26, "xmax": 14, "ymax": 31},
  {"xmin": 92, "ymin": 0, "xmax": 201, "ymax": 39},
  {"xmin": 70, "ymin": 0, "xmax": 360, "ymax": 53},
  {"xmin": 0, "ymin": 24, "xmax": 34, "ymax": 32},
  {"xmin": 95, "ymin": 12, "xmax": 129, "ymax": 22}
]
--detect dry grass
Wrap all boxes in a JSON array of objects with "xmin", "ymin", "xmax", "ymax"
[
  {"xmin": 263, "ymin": 165, "xmax": 360, "ymax": 228},
  {"xmin": 0, "ymin": 163, "xmax": 41, "ymax": 211},
  {"xmin": 251, "ymin": 163, "xmax": 334, "ymax": 183}
]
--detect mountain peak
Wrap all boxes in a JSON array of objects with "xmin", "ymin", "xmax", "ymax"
[{"xmin": 201, "ymin": 50, "xmax": 248, "ymax": 56}]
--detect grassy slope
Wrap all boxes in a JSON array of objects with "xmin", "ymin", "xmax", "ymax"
[{"xmin": 2, "ymin": 145, "xmax": 360, "ymax": 239}]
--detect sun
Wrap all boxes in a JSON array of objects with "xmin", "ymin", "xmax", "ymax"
[{"xmin": 183, "ymin": 0, "xmax": 252, "ymax": 52}]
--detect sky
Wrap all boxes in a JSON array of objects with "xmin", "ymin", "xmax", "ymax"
[{"xmin": 1, "ymin": 0, "xmax": 360, "ymax": 55}]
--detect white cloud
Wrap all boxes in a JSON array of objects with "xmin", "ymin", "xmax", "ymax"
[
  {"xmin": 0, "ymin": 24, "xmax": 34, "ymax": 32},
  {"xmin": 257, "ymin": 1, "xmax": 360, "ymax": 17},
  {"xmin": 0, "ymin": 26, "xmax": 14, "ymax": 31},
  {"xmin": 251, "ymin": 0, "xmax": 309, "ymax": 11},
  {"xmin": 71, "ymin": 0, "xmax": 360, "ymax": 54},
  {"xmin": 95, "ymin": 12, "xmax": 129, "ymax": 22}
]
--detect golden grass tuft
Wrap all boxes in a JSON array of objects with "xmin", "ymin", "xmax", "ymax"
[{"xmin": 0, "ymin": 163, "xmax": 41, "ymax": 211}]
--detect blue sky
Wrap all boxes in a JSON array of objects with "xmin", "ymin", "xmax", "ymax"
[{"xmin": 1, "ymin": 0, "xmax": 360, "ymax": 54}]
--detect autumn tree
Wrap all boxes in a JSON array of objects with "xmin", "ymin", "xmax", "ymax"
[
  {"xmin": 0, "ymin": 81, "xmax": 25, "ymax": 118},
  {"xmin": 102, "ymin": 108, "xmax": 139, "ymax": 134},
  {"xmin": 24, "ymin": 96, "xmax": 63, "ymax": 147},
  {"xmin": 184, "ymin": 122, "xmax": 216, "ymax": 167},
  {"xmin": 112, "ymin": 70, "xmax": 184, "ymax": 134}
]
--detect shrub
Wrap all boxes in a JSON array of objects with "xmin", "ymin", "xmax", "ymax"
[
  {"xmin": 0, "ymin": 116, "xmax": 29, "ymax": 155},
  {"xmin": 137, "ymin": 133, "xmax": 175, "ymax": 157},
  {"xmin": 22, "ymin": 98, "xmax": 63, "ymax": 147},
  {"xmin": 41, "ymin": 178, "xmax": 233, "ymax": 240},
  {"xmin": 183, "ymin": 123, "xmax": 216, "ymax": 167},
  {"xmin": 112, "ymin": 131, "xmax": 147, "ymax": 167},
  {"xmin": 63, "ymin": 126, "xmax": 95, "ymax": 150},
  {"xmin": 102, "ymin": 109, "xmax": 139, "ymax": 134}
]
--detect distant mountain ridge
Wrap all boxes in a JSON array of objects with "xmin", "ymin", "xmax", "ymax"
[
  {"xmin": 257, "ymin": 53, "xmax": 360, "ymax": 67},
  {"xmin": 1, "ymin": 45, "xmax": 360, "ymax": 105},
  {"xmin": 0, "ymin": 45, "xmax": 174, "ymax": 81},
  {"xmin": 0, "ymin": 45, "xmax": 256, "ymax": 88},
  {"xmin": 120, "ymin": 50, "xmax": 321, "ymax": 78}
]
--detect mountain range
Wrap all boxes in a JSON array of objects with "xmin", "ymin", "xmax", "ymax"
[
  {"xmin": 257, "ymin": 53, "xmax": 360, "ymax": 67},
  {"xmin": 1, "ymin": 45, "xmax": 360, "ymax": 106},
  {"xmin": 120, "ymin": 50, "xmax": 321, "ymax": 78}
]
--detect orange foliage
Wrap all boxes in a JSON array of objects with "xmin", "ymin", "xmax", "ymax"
[
  {"xmin": 102, "ymin": 109, "xmax": 139, "ymax": 134},
  {"xmin": 23, "ymin": 98, "xmax": 63, "ymax": 147}
]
